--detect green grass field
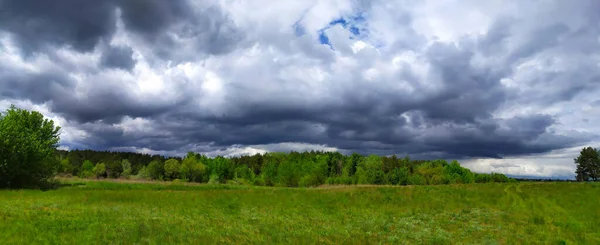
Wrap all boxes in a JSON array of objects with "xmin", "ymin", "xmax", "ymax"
[{"xmin": 1, "ymin": 179, "xmax": 599, "ymax": 244}]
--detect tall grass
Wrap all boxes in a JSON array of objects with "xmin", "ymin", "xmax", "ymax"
[{"xmin": 0, "ymin": 180, "xmax": 598, "ymax": 244}]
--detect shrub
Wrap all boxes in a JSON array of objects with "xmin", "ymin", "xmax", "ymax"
[
  {"xmin": 298, "ymin": 175, "xmax": 320, "ymax": 187},
  {"xmin": 134, "ymin": 166, "xmax": 150, "ymax": 180},
  {"xmin": 491, "ymin": 173, "xmax": 509, "ymax": 183},
  {"xmin": 208, "ymin": 174, "xmax": 221, "ymax": 184},
  {"xmin": 475, "ymin": 173, "xmax": 491, "ymax": 183}
]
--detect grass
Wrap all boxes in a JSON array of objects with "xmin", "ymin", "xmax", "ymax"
[{"xmin": 1, "ymin": 179, "xmax": 599, "ymax": 244}]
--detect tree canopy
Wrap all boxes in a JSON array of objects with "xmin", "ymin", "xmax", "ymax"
[
  {"xmin": 0, "ymin": 105, "xmax": 61, "ymax": 188},
  {"xmin": 575, "ymin": 146, "xmax": 600, "ymax": 181}
]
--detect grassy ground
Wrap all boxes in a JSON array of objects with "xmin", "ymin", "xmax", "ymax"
[{"xmin": 0, "ymin": 179, "xmax": 599, "ymax": 244}]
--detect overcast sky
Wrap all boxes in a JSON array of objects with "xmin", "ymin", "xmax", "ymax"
[{"xmin": 1, "ymin": 0, "xmax": 599, "ymax": 179}]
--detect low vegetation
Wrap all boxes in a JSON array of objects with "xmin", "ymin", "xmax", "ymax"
[{"xmin": 1, "ymin": 179, "xmax": 599, "ymax": 244}]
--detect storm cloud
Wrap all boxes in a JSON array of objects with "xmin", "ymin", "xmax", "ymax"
[{"xmin": 1, "ymin": 0, "xmax": 599, "ymax": 178}]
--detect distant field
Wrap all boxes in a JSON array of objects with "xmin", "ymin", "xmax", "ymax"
[{"xmin": 1, "ymin": 179, "xmax": 599, "ymax": 244}]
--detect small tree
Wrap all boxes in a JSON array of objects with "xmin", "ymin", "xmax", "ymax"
[
  {"xmin": 80, "ymin": 160, "xmax": 95, "ymax": 178},
  {"xmin": 164, "ymin": 159, "xmax": 181, "ymax": 180},
  {"xmin": 0, "ymin": 105, "xmax": 61, "ymax": 188},
  {"xmin": 575, "ymin": 147, "xmax": 600, "ymax": 181},
  {"xmin": 60, "ymin": 158, "xmax": 72, "ymax": 175},
  {"xmin": 121, "ymin": 159, "xmax": 132, "ymax": 178},
  {"xmin": 147, "ymin": 160, "xmax": 164, "ymax": 180},
  {"xmin": 93, "ymin": 163, "xmax": 107, "ymax": 178}
]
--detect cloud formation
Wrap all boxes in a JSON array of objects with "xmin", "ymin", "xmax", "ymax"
[{"xmin": 1, "ymin": 0, "xmax": 599, "ymax": 178}]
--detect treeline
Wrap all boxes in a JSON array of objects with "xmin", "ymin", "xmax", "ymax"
[{"xmin": 55, "ymin": 150, "xmax": 513, "ymax": 187}]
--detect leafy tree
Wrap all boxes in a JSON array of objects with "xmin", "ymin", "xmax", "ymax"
[
  {"xmin": 121, "ymin": 159, "xmax": 132, "ymax": 178},
  {"xmin": 474, "ymin": 173, "xmax": 491, "ymax": 183},
  {"xmin": 277, "ymin": 159, "xmax": 300, "ymax": 187},
  {"xmin": 106, "ymin": 160, "xmax": 122, "ymax": 178},
  {"xmin": 93, "ymin": 163, "xmax": 107, "ymax": 178},
  {"xmin": 575, "ymin": 146, "xmax": 600, "ymax": 181},
  {"xmin": 80, "ymin": 160, "xmax": 95, "ymax": 178},
  {"xmin": 60, "ymin": 158, "xmax": 72, "ymax": 175},
  {"xmin": 444, "ymin": 160, "xmax": 474, "ymax": 184},
  {"xmin": 490, "ymin": 173, "xmax": 509, "ymax": 183},
  {"xmin": 0, "ymin": 105, "xmax": 61, "ymax": 188},
  {"xmin": 407, "ymin": 174, "xmax": 426, "ymax": 185},
  {"xmin": 164, "ymin": 159, "xmax": 181, "ymax": 180},
  {"xmin": 147, "ymin": 160, "xmax": 164, "ymax": 180},
  {"xmin": 260, "ymin": 160, "xmax": 278, "ymax": 186},
  {"xmin": 388, "ymin": 166, "xmax": 409, "ymax": 185},
  {"xmin": 355, "ymin": 167, "xmax": 368, "ymax": 184},
  {"xmin": 135, "ymin": 166, "xmax": 150, "ymax": 180}
]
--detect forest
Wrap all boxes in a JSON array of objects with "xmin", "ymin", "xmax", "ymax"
[{"xmin": 54, "ymin": 149, "xmax": 512, "ymax": 187}]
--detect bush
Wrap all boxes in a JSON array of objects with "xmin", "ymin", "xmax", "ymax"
[
  {"xmin": 475, "ymin": 173, "xmax": 491, "ymax": 183},
  {"xmin": 298, "ymin": 175, "xmax": 320, "ymax": 187},
  {"xmin": 134, "ymin": 166, "xmax": 150, "ymax": 180},
  {"xmin": 491, "ymin": 173, "xmax": 509, "ymax": 183},
  {"xmin": 208, "ymin": 174, "xmax": 221, "ymax": 184},
  {"xmin": 0, "ymin": 106, "xmax": 61, "ymax": 188}
]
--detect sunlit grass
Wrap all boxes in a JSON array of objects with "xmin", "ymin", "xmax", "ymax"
[{"xmin": 1, "ymin": 179, "xmax": 598, "ymax": 244}]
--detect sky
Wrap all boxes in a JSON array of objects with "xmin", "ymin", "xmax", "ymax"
[{"xmin": 1, "ymin": 0, "xmax": 599, "ymax": 179}]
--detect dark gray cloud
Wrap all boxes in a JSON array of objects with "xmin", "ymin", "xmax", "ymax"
[
  {"xmin": 100, "ymin": 45, "xmax": 135, "ymax": 70},
  {"xmin": 0, "ymin": 0, "xmax": 243, "ymax": 58},
  {"xmin": 1, "ymin": 0, "xmax": 599, "ymax": 165}
]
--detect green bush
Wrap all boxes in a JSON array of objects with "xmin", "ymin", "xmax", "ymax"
[
  {"xmin": 491, "ymin": 173, "xmax": 509, "ymax": 183},
  {"xmin": 298, "ymin": 175, "xmax": 320, "ymax": 187},
  {"xmin": 134, "ymin": 166, "xmax": 150, "ymax": 180},
  {"xmin": 208, "ymin": 174, "xmax": 221, "ymax": 184}
]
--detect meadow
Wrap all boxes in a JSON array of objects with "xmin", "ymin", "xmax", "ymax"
[{"xmin": 1, "ymin": 179, "xmax": 599, "ymax": 244}]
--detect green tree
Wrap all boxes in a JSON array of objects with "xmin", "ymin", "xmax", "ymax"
[
  {"xmin": 0, "ymin": 105, "xmax": 61, "ymax": 188},
  {"xmin": 388, "ymin": 166, "xmax": 409, "ymax": 185},
  {"xmin": 164, "ymin": 159, "xmax": 181, "ymax": 180},
  {"xmin": 93, "ymin": 163, "xmax": 107, "ymax": 178},
  {"xmin": 147, "ymin": 160, "xmax": 164, "ymax": 180},
  {"xmin": 80, "ymin": 160, "xmax": 94, "ymax": 178},
  {"xmin": 575, "ymin": 146, "xmax": 600, "ymax": 181},
  {"xmin": 121, "ymin": 159, "xmax": 132, "ymax": 178},
  {"xmin": 60, "ymin": 158, "xmax": 72, "ymax": 175}
]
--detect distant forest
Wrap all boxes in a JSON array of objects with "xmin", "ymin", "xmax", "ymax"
[{"xmin": 54, "ymin": 149, "xmax": 513, "ymax": 187}]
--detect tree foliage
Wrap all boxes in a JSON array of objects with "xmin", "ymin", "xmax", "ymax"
[
  {"xmin": 60, "ymin": 149, "xmax": 512, "ymax": 186},
  {"xmin": 575, "ymin": 146, "xmax": 600, "ymax": 181},
  {"xmin": 0, "ymin": 105, "xmax": 61, "ymax": 188}
]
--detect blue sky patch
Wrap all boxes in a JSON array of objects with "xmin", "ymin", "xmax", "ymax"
[{"xmin": 317, "ymin": 12, "xmax": 368, "ymax": 50}]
